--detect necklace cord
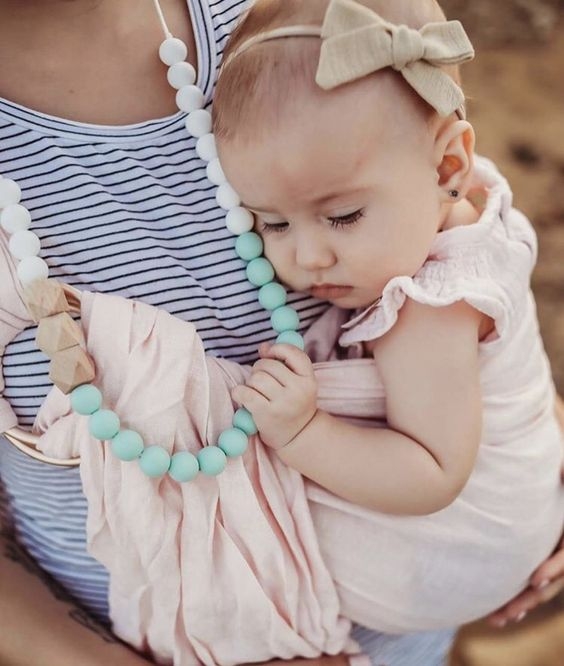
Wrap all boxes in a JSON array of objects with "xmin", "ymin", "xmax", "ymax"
[{"xmin": 152, "ymin": 0, "xmax": 173, "ymax": 39}]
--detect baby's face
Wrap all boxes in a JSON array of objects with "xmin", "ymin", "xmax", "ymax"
[{"xmin": 219, "ymin": 78, "xmax": 444, "ymax": 309}]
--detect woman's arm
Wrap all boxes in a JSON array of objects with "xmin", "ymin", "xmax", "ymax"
[
  {"xmin": 0, "ymin": 529, "xmax": 356, "ymax": 666},
  {"xmin": 243, "ymin": 299, "xmax": 482, "ymax": 515},
  {"xmin": 0, "ymin": 529, "xmax": 153, "ymax": 666}
]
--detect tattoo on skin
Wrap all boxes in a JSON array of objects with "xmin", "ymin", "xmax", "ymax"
[{"xmin": 1, "ymin": 527, "xmax": 118, "ymax": 644}]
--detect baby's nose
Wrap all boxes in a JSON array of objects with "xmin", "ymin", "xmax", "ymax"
[{"xmin": 295, "ymin": 239, "xmax": 336, "ymax": 271}]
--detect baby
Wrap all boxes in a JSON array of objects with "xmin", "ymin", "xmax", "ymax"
[
  {"xmin": 2, "ymin": 0, "xmax": 561, "ymax": 662},
  {"xmin": 212, "ymin": 0, "xmax": 564, "ymax": 631}
]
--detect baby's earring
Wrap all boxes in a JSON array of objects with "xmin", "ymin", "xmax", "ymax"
[{"xmin": 448, "ymin": 189, "xmax": 459, "ymax": 199}]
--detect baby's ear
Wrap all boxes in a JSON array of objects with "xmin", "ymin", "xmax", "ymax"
[{"xmin": 434, "ymin": 120, "xmax": 475, "ymax": 201}]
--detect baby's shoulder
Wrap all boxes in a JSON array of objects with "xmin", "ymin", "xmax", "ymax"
[{"xmin": 341, "ymin": 201, "xmax": 536, "ymax": 350}]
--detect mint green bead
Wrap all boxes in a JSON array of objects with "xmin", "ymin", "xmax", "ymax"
[
  {"xmin": 112, "ymin": 430, "xmax": 144, "ymax": 461},
  {"xmin": 271, "ymin": 305, "xmax": 300, "ymax": 333},
  {"xmin": 168, "ymin": 451, "xmax": 199, "ymax": 482},
  {"xmin": 197, "ymin": 446, "xmax": 227, "ymax": 476},
  {"xmin": 246, "ymin": 257, "xmax": 275, "ymax": 287},
  {"xmin": 258, "ymin": 282, "xmax": 287, "ymax": 311},
  {"xmin": 218, "ymin": 428, "xmax": 248, "ymax": 458},
  {"xmin": 89, "ymin": 410, "xmax": 120, "ymax": 440},
  {"xmin": 235, "ymin": 232, "xmax": 263, "ymax": 261},
  {"xmin": 71, "ymin": 384, "xmax": 102, "ymax": 415},
  {"xmin": 232, "ymin": 407, "xmax": 258, "ymax": 436},
  {"xmin": 276, "ymin": 330, "xmax": 305, "ymax": 350},
  {"xmin": 139, "ymin": 445, "xmax": 171, "ymax": 478}
]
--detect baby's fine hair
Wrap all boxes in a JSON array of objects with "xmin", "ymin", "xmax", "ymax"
[{"xmin": 213, "ymin": 0, "xmax": 460, "ymax": 141}]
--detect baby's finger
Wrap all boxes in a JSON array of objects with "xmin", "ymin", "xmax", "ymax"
[
  {"xmin": 246, "ymin": 370, "xmax": 284, "ymax": 400},
  {"xmin": 265, "ymin": 343, "xmax": 313, "ymax": 377},
  {"xmin": 252, "ymin": 358, "xmax": 294, "ymax": 386},
  {"xmin": 232, "ymin": 384, "xmax": 269, "ymax": 412},
  {"xmin": 258, "ymin": 341, "xmax": 273, "ymax": 358}
]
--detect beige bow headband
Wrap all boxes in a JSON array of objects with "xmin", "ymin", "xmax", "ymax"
[{"xmin": 222, "ymin": 0, "xmax": 475, "ymax": 118}]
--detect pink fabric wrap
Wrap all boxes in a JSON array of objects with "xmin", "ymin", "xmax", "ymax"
[{"xmin": 31, "ymin": 291, "xmax": 367, "ymax": 666}]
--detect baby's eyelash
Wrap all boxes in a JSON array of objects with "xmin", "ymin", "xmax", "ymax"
[
  {"xmin": 328, "ymin": 209, "xmax": 364, "ymax": 228},
  {"xmin": 260, "ymin": 221, "xmax": 288, "ymax": 234},
  {"xmin": 259, "ymin": 209, "xmax": 364, "ymax": 234}
]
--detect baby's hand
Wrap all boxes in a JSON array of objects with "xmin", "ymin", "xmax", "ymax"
[{"xmin": 232, "ymin": 343, "xmax": 317, "ymax": 450}]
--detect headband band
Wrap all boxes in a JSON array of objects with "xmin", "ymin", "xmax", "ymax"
[{"xmin": 222, "ymin": 0, "xmax": 475, "ymax": 118}]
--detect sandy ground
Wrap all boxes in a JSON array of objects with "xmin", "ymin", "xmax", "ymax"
[
  {"xmin": 462, "ymin": 20, "xmax": 564, "ymax": 392},
  {"xmin": 449, "ymin": 18, "xmax": 564, "ymax": 666}
]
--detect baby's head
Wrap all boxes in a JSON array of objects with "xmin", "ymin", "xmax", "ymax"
[{"xmin": 213, "ymin": 0, "xmax": 476, "ymax": 308}]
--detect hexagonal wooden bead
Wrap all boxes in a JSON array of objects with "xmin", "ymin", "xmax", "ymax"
[
  {"xmin": 36, "ymin": 312, "xmax": 85, "ymax": 356},
  {"xmin": 23, "ymin": 279, "xmax": 70, "ymax": 322},
  {"xmin": 49, "ymin": 345, "xmax": 96, "ymax": 394}
]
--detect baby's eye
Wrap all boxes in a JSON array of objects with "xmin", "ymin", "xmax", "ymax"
[
  {"xmin": 327, "ymin": 209, "xmax": 364, "ymax": 229},
  {"xmin": 260, "ymin": 221, "xmax": 289, "ymax": 234}
]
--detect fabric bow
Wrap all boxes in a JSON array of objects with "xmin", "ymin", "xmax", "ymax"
[{"xmin": 316, "ymin": 0, "xmax": 475, "ymax": 117}]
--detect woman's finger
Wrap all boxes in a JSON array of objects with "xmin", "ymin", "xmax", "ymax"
[
  {"xmin": 488, "ymin": 577, "xmax": 564, "ymax": 627},
  {"xmin": 529, "ymin": 535, "xmax": 564, "ymax": 587}
]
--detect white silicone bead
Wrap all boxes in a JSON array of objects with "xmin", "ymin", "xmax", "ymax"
[
  {"xmin": 1, "ymin": 204, "xmax": 31, "ymax": 234},
  {"xmin": 0, "ymin": 178, "xmax": 22, "ymax": 207},
  {"xmin": 167, "ymin": 61, "xmax": 196, "ymax": 89},
  {"xmin": 196, "ymin": 134, "xmax": 217, "ymax": 162},
  {"xmin": 216, "ymin": 183, "xmax": 241, "ymax": 211},
  {"xmin": 17, "ymin": 256, "xmax": 49, "ymax": 285},
  {"xmin": 159, "ymin": 38, "xmax": 188, "ymax": 66},
  {"xmin": 226, "ymin": 207, "xmax": 254, "ymax": 235},
  {"xmin": 9, "ymin": 230, "xmax": 41, "ymax": 259},
  {"xmin": 185, "ymin": 110, "xmax": 212, "ymax": 138},
  {"xmin": 206, "ymin": 159, "xmax": 226, "ymax": 186},
  {"xmin": 176, "ymin": 85, "xmax": 205, "ymax": 112}
]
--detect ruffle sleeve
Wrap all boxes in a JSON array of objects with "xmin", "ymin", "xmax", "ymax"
[{"xmin": 340, "ymin": 159, "xmax": 537, "ymax": 348}]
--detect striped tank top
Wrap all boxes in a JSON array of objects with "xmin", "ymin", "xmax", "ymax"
[{"xmin": 0, "ymin": 0, "xmax": 327, "ymax": 620}]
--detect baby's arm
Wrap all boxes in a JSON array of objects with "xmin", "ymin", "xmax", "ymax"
[{"xmin": 235, "ymin": 299, "xmax": 483, "ymax": 516}]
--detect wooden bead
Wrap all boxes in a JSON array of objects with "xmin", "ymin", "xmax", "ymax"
[
  {"xmin": 49, "ymin": 345, "xmax": 96, "ymax": 395},
  {"xmin": 36, "ymin": 312, "xmax": 85, "ymax": 356},
  {"xmin": 23, "ymin": 279, "xmax": 70, "ymax": 322}
]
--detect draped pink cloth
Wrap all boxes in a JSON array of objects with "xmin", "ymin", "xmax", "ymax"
[{"xmin": 19, "ymin": 290, "xmax": 368, "ymax": 665}]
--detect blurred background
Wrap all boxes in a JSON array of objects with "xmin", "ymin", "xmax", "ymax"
[{"xmin": 440, "ymin": 1, "xmax": 564, "ymax": 663}]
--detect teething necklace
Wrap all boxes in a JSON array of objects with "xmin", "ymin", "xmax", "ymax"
[{"xmin": 0, "ymin": 0, "xmax": 304, "ymax": 481}]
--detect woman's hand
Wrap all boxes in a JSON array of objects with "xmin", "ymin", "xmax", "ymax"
[
  {"xmin": 488, "ymin": 393, "xmax": 564, "ymax": 627},
  {"xmin": 487, "ymin": 534, "xmax": 564, "ymax": 627},
  {"xmin": 232, "ymin": 343, "xmax": 318, "ymax": 450}
]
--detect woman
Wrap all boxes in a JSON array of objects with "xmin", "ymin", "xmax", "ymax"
[{"xmin": 0, "ymin": 1, "xmax": 562, "ymax": 664}]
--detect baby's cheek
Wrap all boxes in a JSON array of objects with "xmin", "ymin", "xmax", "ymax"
[{"xmin": 263, "ymin": 242, "xmax": 286, "ymax": 273}]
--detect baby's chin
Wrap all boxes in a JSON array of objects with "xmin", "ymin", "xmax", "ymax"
[{"xmin": 327, "ymin": 294, "xmax": 375, "ymax": 309}]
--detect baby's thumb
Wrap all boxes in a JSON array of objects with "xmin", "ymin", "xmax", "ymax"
[{"xmin": 258, "ymin": 342, "xmax": 273, "ymax": 358}]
